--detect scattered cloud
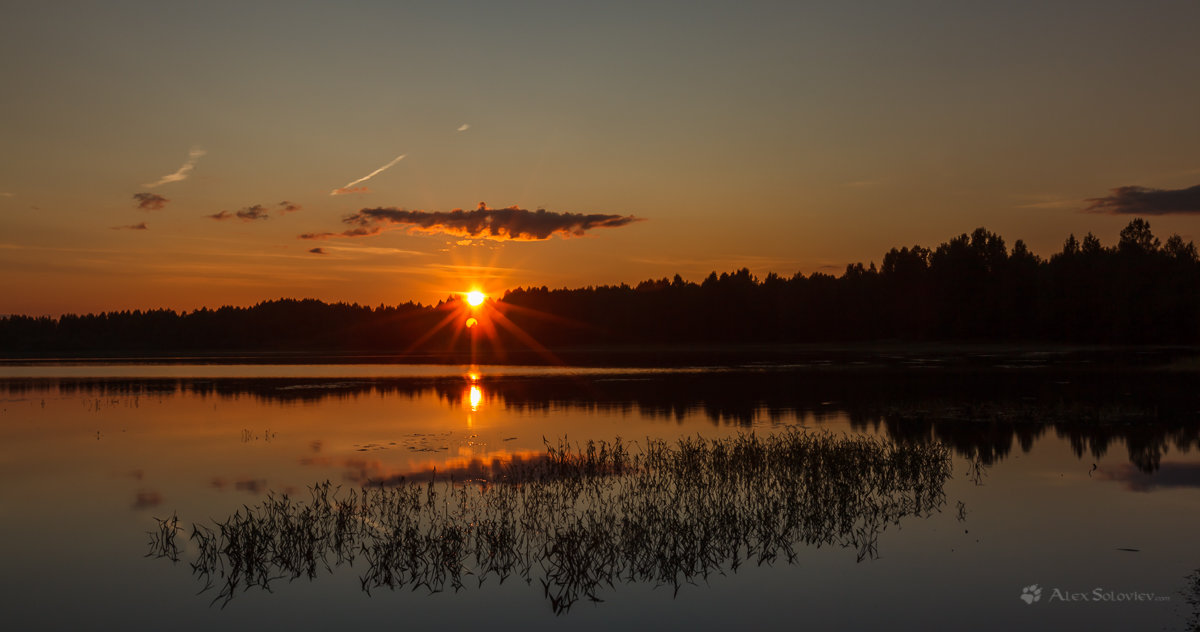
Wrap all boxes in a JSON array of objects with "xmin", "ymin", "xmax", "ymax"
[
  {"xmin": 133, "ymin": 192, "xmax": 168, "ymax": 210},
  {"xmin": 143, "ymin": 147, "xmax": 205, "ymax": 188},
  {"xmin": 239, "ymin": 205, "xmax": 270, "ymax": 220},
  {"xmin": 1, "ymin": 192, "xmax": 13, "ymax": 197},
  {"xmin": 309, "ymin": 247, "xmax": 326, "ymax": 255},
  {"xmin": 278, "ymin": 201, "xmax": 301, "ymax": 213},
  {"xmin": 300, "ymin": 202, "xmax": 641, "ymax": 241},
  {"xmin": 299, "ymin": 226, "xmax": 382, "ymax": 240},
  {"xmin": 1085, "ymin": 184, "xmax": 1200, "ymax": 215},
  {"xmin": 111, "ymin": 222, "xmax": 149, "ymax": 230},
  {"xmin": 1014, "ymin": 195, "xmax": 1081, "ymax": 210},
  {"xmin": 331, "ymin": 154, "xmax": 406, "ymax": 195},
  {"xmin": 209, "ymin": 204, "xmax": 270, "ymax": 221},
  {"xmin": 457, "ymin": 123, "xmax": 470, "ymax": 132},
  {"xmin": 311, "ymin": 244, "xmax": 426, "ymax": 256}
]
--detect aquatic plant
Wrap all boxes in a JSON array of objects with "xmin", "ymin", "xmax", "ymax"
[
  {"xmin": 148, "ymin": 429, "xmax": 951, "ymax": 613},
  {"xmin": 1184, "ymin": 568, "xmax": 1200, "ymax": 631},
  {"xmin": 145, "ymin": 512, "xmax": 181, "ymax": 563}
]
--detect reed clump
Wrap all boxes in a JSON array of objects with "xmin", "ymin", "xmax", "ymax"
[{"xmin": 148, "ymin": 429, "xmax": 951, "ymax": 612}]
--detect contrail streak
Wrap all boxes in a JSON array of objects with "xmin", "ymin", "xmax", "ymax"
[
  {"xmin": 144, "ymin": 147, "xmax": 206, "ymax": 188},
  {"xmin": 331, "ymin": 154, "xmax": 406, "ymax": 195}
]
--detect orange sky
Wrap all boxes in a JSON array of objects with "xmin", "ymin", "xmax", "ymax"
[{"xmin": 2, "ymin": 1, "xmax": 1199, "ymax": 316}]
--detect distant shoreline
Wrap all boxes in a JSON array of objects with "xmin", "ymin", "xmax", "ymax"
[{"xmin": 2, "ymin": 342, "xmax": 1197, "ymax": 370}]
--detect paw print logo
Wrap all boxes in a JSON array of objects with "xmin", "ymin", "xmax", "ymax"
[{"xmin": 1020, "ymin": 584, "xmax": 1043, "ymax": 605}]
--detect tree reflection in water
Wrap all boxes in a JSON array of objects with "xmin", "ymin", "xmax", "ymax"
[{"xmin": 147, "ymin": 430, "xmax": 951, "ymax": 613}]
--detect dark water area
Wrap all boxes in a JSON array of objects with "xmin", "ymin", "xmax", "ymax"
[
  {"xmin": 1, "ymin": 358, "xmax": 1199, "ymax": 630},
  {"xmin": 3, "ymin": 341, "xmax": 1197, "ymax": 368}
]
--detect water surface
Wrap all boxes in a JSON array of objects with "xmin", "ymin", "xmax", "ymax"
[{"xmin": 1, "ymin": 362, "xmax": 1198, "ymax": 630}]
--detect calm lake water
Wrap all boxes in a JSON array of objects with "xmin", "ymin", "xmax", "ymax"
[{"xmin": 2, "ymin": 358, "xmax": 1198, "ymax": 631}]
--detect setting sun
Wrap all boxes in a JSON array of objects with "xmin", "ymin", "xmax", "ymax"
[{"xmin": 466, "ymin": 291, "xmax": 485, "ymax": 307}]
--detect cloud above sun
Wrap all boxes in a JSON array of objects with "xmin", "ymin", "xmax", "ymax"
[
  {"xmin": 331, "ymin": 154, "xmax": 406, "ymax": 196},
  {"xmin": 143, "ymin": 147, "xmax": 205, "ymax": 188},
  {"xmin": 299, "ymin": 202, "xmax": 642, "ymax": 241},
  {"xmin": 133, "ymin": 192, "xmax": 168, "ymax": 210},
  {"xmin": 209, "ymin": 201, "xmax": 302, "ymax": 222},
  {"xmin": 1085, "ymin": 184, "xmax": 1200, "ymax": 215},
  {"xmin": 210, "ymin": 205, "xmax": 270, "ymax": 221}
]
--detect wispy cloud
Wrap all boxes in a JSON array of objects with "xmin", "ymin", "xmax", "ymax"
[
  {"xmin": 309, "ymin": 247, "xmax": 326, "ymax": 255},
  {"xmin": 110, "ymin": 222, "xmax": 149, "ymax": 230},
  {"xmin": 457, "ymin": 124, "xmax": 470, "ymax": 132},
  {"xmin": 331, "ymin": 154, "xmax": 406, "ymax": 196},
  {"xmin": 279, "ymin": 201, "xmax": 301, "ymax": 213},
  {"xmin": 1013, "ymin": 194, "xmax": 1081, "ymax": 210},
  {"xmin": 133, "ymin": 192, "xmax": 168, "ymax": 210},
  {"xmin": 143, "ymin": 147, "xmax": 205, "ymax": 188},
  {"xmin": 1, "ymin": 192, "xmax": 13, "ymax": 198},
  {"xmin": 312, "ymin": 244, "xmax": 426, "ymax": 256},
  {"xmin": 299, "ymin": 226, "xmax": 381, "ymax": 239},
  {"xmin": 1085, "ymin": 184, "xmax": 1200, "ymax": 215},
  {"xmin": 300, "ymin": 202, "xmax": 642, "ymax": 241},
  {"xmin": 628, "ymin": 254, "xmax": 799, "ymax": 268},
  {"xmin": 209, "ymin": 204, "xmax": 270, "ymax": 221}
]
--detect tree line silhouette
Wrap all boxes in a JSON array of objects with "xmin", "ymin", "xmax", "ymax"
[{"xmin": 3, "ymin": 218, "xmax": 1198, "ymax": 353}]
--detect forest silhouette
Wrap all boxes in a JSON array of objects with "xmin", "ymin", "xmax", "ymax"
[{"xmin": 3, "ymin": 218, "xmax": 1198, "ymax": 353}]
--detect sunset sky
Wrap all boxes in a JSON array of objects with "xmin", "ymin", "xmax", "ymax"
[{"xmin": 3, "ymin": 1, "xmax": 1199, "ymax": 316}]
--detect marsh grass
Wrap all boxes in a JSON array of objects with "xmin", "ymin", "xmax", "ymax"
[
  {"xmin": 145, "ymin": 512, "xmax": 181, "ymax": 563},
  {"xmin": 1184, "ymin": 568, "xmax": 1200, "ymax": 631},
  {"xmin": 148, "ymin": 429, "xmax": 951, "ymax": 613}
]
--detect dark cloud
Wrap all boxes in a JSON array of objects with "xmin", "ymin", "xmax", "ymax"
[
  {"xmin": 300, "ymin": 226, "xmax": 383, "ymax": 240},
  {"xmin": 308, "ymin": 247, "xmax": 326, "ymax": 255},
  {"xmin": 133, "ymin": 192, "xmax": 168, "ymax": 210},
  {"xmin": 238, "ymin": 205, "xmax": 270, "ymax": 220},
  {"xmin": 279, "ymin": 201, "xmax": 301, "ymax": 213},
  {"xmin": 111, "ymin": 222, "xmax": 148, "ymax": 230},
  {"xmin": 1085, "ymin": 184, "xmax": 1200, "ymax": 215},
  {"xmin": 209, "ymin": 204, "xmax": 270, "ymax": 222},
  {"xmin": 299, "ymin": 202, "xmax": 641, "ymax": 241}
]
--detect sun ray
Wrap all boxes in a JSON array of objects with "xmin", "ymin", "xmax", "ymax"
[
  {"xmin": 402, "ymin": 306, "xmax": 464, "ymax": 354},
  {"xmin": 491, "ymin": 299, "xmax": 598, "ymax": 333},
  {"xmin": 487, "ymin": 307, "xmax": 565, "ymax": 366}
]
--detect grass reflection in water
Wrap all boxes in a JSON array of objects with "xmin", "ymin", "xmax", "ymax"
[{"xmin": 148, "ymin": 429, "xmax": 952, "ymax": 613}]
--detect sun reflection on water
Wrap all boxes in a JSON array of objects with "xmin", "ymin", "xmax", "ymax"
[{"xmin": 469, "ymin": 384, "xmax": 482, "ymax": 412}]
